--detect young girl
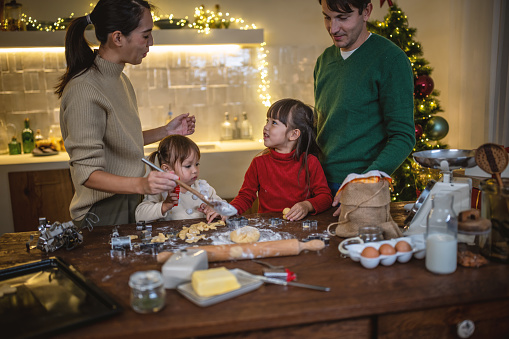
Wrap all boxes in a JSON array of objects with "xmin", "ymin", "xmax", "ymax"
[
  {"xmin": 136, "ymin": 135, "xmax": 224, "ymax": 223},
  {"xmin": 230, "ymin": 98, "xmax": 332, "ymax": 221}
]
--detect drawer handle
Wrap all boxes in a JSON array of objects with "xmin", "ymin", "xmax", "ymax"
[{"xmin": 457, "ymin": 319, "xmax": 475, "ymax": 338}]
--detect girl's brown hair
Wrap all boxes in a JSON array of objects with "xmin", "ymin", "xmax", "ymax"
[
  {"xmin": 265, "ymin": 98, "xmax": 320, "ymax": 197},
  {"xmin": 148, "ymin": 135, "xmax": 200, "ymax": 170}
]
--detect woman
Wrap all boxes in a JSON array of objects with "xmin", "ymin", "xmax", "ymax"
[{"xmin": 56, "ymin": 0, "xmax": 195, "ymax": 226}]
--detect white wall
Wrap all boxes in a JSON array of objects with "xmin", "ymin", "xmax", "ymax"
[{"xmin": 18, "ymin": 0, "xmax": 500, "ymax": 149}]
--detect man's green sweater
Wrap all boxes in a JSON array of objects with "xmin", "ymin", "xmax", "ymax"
[{"xmin": 314, "ymin": 34, "xmax": 415, "ymax": 184}]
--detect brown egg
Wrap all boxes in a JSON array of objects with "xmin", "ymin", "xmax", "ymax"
[
  {"xmin": 379, "ymin": 243, "xmax": 396, "ymax": 255},
  {"xmin": 395, "ymin": 241, "xmax": 412, "ymax": 252},
  {"xmin": 361, "ymin": 246, "xmax": 379, "ymax": 258}
]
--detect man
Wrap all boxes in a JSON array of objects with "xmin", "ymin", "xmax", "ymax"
[{"xmin": 314, "ymin": 0, "xmax": 415, "ymax": 214}]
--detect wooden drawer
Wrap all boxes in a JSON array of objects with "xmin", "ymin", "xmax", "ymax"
[
  {"xmin": 9, "ymin": 169, "xmax": 74, "ymax": 232},
  {"xmin": 378, "ymin": 298, "xmax": 509, "ymax": 339},
  {"xmin": 207, "ymin": 317, "xmax": 373, "ymax": 339}
]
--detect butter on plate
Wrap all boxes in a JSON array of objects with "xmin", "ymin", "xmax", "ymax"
[{"xmin": 191, "ymin": 267, "xmax": 241, "ymax": 297}]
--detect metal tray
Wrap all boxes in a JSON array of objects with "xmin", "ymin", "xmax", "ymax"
[
  {"xmin": 177, "ymin": 268, "xmax": 263, "ymax": 307},
  {"xmin": 0, "ymin": 257, "xmax": 122, "ymax": 339}
]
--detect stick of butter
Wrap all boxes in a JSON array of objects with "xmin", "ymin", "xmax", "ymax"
[{"xmin": 191, "ymin": 267, "xmax": 241, "ymax": 297}]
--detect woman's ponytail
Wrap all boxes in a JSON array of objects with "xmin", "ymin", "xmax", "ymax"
[{"xmin": 55, "ymin": 16, "xmax": 96, "ymax": 98}]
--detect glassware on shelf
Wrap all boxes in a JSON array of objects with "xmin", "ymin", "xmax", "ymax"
[
  {"xmin": 220, "ymin": 112, "xmax": 233, "ymax": 141},
  {"xmin": 21, "ymin": 118, "xmax": 34, "ymax": 154},
  {"xmin": 8, "ymin": 136, "xmax": 21, "ymax": 155},
  {"xmin": 241, "ymin": 112, "xmax": 253, "ymax": 140},
  {"xmin": 425, "ymin": 193, "xmax": 458, "ymax": 274}
]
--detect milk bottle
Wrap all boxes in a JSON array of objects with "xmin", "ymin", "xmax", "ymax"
[{"xmin": 425, "ymin": 193, "xmax": 458, "ymax": 274}]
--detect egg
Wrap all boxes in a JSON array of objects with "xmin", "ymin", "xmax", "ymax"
[
  {"xmin": 361, "ymin": 246, "xmax": 379, "ymax": 258},
  {"xmin": 379, "ymin": 243, "xmax": 396, "ymax": 255},
  {"xmin": 395, "ymin": 240, "xmax": 412, "ymax": 252}
]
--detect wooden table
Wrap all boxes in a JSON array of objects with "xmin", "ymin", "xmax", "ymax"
[{"xmin": 1, "ymin": 203, "xmax": 508, "ymax": 339}]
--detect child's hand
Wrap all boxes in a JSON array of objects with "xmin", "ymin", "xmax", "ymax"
[
  {"xmin": 161, "ymin": 191, "xmax": 179, "ymax": 214},
  {"xmin": 198, "ymin": 204, "xmax": 220, "ymax": 223},
  {"xmin": 285, "ymin": 201, "xmax": 314, "ymax": 221},
  {"xmin": 332, "ymin": 190, "xmax": 342, "ymax": 217}
]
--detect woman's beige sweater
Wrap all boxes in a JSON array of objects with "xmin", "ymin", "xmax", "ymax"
[{"xmin": 60, "ymin": 55, "xmax": 144, "ymax": 220}]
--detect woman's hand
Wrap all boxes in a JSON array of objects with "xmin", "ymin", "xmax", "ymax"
[
  {"xmin": 285, "ymin": 201, "xmax": 314, "ymax": 221},
  {"xmin": 143, "ymin": 170, "xmax": 178, "ymax": 195},
  {"xmin": 165, "ymin": 113, "xmax": 196, "ymax": 136}
]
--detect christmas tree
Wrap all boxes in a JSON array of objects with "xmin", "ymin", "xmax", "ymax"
[{"xmin": 367, "ymin": 2, "xmax": 448, "ymax": 202}]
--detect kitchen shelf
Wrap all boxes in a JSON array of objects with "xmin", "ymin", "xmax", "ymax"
[{"xmin": 0, "ymin": 29, "xmax": 264, "ymax": 48}]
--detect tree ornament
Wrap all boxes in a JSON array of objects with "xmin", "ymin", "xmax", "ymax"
[
  {"xmin": 426, "ymin": 116, "xmax": 449, "ymax": 140},
  {"xmin": 380, "ymin": 0, "xmax": 394, "ymax": 8},
  {"xmin": 415, "ymin": 124, "xmax": 423, "ymax": 139},
  {"xmin": 414, "ymin": 75, "xmax": 434, "ymax": 98}
]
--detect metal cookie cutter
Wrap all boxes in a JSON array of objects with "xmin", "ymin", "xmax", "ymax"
[
  {"xmin": 269, "ymin": 218, "xmax": 282, "ymax": 226},
  {"xmin": 226, "ymin": 216, "xmax": 248, "ymax": 229},
  {"xmin": 252, "ymin": 260, "xmax": 297, "ymax": 282},
  {"xmin": 302, "ymin": 232, "xmax": 330, "ymax": 246},
  {"xmin": 136, "ymin": 220, "xmax": 152, "ymax": 231},
  {"xmin": 302, "ymin": 220, "xmax": 318, "ymax": 230}
]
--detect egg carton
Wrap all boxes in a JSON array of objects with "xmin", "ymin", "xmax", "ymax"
[{"xmin": 342, "ymin": 235, "xmax": 426, "ymax": 269}]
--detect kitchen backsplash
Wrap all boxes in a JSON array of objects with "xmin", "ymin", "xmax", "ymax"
[{"xmin": 0, "ymin": 44, "xmax": 321, "ymax": 143}]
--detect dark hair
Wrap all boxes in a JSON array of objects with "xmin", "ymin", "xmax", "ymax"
[
  {"xmin": 148, "ymin": 135, "xmax": 201, "ymax": 170},
  {"xmin": 266, "ymin": 98, "xmax": 320, "ymax": 197},
  {"xmin": 318, "ymin": 0, "xmax": 371, "ymax": 14},
  {"xmin": 55, "ymin": 0, "xmax": 153, "ymax": 97}
]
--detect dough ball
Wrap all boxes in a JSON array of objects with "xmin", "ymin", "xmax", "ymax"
[
  {"xmin": 282, "ymin": 207, "xmax": 291, "ymax": 220},
  {"xmin": 230, "ymin": 226, "xmax": 261, "ymax": 244}
]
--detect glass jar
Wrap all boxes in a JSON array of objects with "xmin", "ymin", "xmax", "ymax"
[
  {"xmin": 357, "ymin": 226, "xmax": 384, "ymax": 242},
  {"xmin": 128, "ymin": 270, "xmax": 166, "ymax": 314},
  {"xmin": 4, "ymin": 0, "xmax": 24, "ymax": 31},
  {"xmin": 425, "ymin": 194, "xmax": 458, "ymax": 274},
  {"xmin": 480, "ymin": 178, "xmax": 509, "ymax": 264},
  {"xmin": 457, "ymin": 209, "xmax": 491, "ymax": 268}
]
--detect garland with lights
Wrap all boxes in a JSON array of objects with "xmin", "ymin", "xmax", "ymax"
[
  {"xmin": 17, "ymin": 3, "xmax": 272, "ymax": 108},
  {"xmin": 367, "ymin": 2, "xmax": 448, "ymax": 202}
]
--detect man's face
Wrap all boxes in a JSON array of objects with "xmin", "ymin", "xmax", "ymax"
[{"xmin": 321, "ymin": 2, "xmax": 372, "ymax": 51}]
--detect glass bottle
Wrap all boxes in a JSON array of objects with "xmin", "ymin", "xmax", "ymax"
[
  {"xmin": 21, "ymin": 118, "xmax": 34, "ymax": 154},
  {"xmin": 128, "ymin": 270, "xmax": 166, "ymax": 314},
  {"xmin": 233, "ymin": 115, "xmax": 240, "ymax": 139},
  {"xmin": 8, "ymin": 136, "xmax": 21, "ymax": 155},
  {"xmin": 220, "ymin": 112, "xmax": 233, "ymax": 141},
  {"xmin": 425, "ymin": 194, "xmax": 458, "ymax": 274},
  {"xmin": 34, "ymin": 129, "xmax": 43, "ymax": 145},
  {"xmin": 4, "ymin": 0, "xmax": 24, "ymax": 31},
  {"xmin": 241, "ymin": 112, "xmax": 253, "ymax": 140}
]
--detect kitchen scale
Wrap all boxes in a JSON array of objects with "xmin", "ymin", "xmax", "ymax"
[{"xmin": 404, "ymin": 149, "xmax": 476, "ymax": 235}]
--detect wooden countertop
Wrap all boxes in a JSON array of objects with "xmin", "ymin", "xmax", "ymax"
[{"xmin": 1, "ymin": 203, "xmax": 508, "ymax": 338}]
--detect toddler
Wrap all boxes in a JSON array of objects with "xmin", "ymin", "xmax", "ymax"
[{"xmin": 136, "ymin": 135, "xmax": 224, "ymax": 223}]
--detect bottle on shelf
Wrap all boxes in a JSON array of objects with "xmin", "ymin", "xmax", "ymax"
[
  {"xmin": 34, "ymin": 129, "xmax": 43, "ymax": 144},
  {"xmin": 8, "ymin": 136, "xmax": 21, "ymax": 155},
  {"xmin": 240, "ymin": 112, "xmax": 253, "ymax": 140},
  {"xmin": 425, "ymin": 193, "xmax": 458, "ymax": 274},
  {"xmin": 21, "ymin": 118, "xmax": 34, "ymax": 154},
  {"xmin": 233, "ymin": 115, "xmax": 240, "ymax": 139},
  {"xmin": 220, "ymin": 112, "xmax": 233, "ymax": 141},
  {"xmin": 165, "ymin": 104, "xmax": 173, "ymax": 125}
]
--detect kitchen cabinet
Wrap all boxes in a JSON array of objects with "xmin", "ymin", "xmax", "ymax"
[{"xmin": 8, "ymin": 168, "xmax": 74, "ymax": 232}]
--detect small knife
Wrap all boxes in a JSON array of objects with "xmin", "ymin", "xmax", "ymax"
[{"xmin": 243, "ymin": 271, "xmax": 330, "ymax": 292}]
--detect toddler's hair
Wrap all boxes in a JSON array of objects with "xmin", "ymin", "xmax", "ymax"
[
  {"xmin": 266, "ymin": 98, "xmax": 320, "ymax": 197},
  {"xmin": 148, "ymin": 135, "xmax": 200, "ymax": 170}
]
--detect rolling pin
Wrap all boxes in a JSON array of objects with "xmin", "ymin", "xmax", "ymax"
[{"xmin": 156, "ymin": 239, "xmax": 325, "ymax": 263}]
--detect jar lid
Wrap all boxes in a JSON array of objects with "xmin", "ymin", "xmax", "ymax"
[{"xmin": 129, "ymin": 270, "xmax": 163, "ymax": 291}]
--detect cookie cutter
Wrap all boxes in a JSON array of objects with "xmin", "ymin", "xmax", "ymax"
[
  {"xmin": 136, "ymin": 220, "xmax": 152, "ymax": 231},
  {"xmin": 226, "ymin": 216, "xmax": 249, "ymax": 229},
  {"xmin": 302, "ymin": 220, "xmax": 318, "ymax": 230},
  {"xmin": 269, "ymin": 218, "xmax": 282, "ymax": 226},
  {"xmin": 302, "ymin": 232, "xmax": 329, "ymax": 246},
  {"xmin": 111, "ymin": 236, "xmax": 132, "ymax": 250}
]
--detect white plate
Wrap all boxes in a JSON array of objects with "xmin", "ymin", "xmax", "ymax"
[{"xmin": 176, "ymin": 268, "xmax": 263, "ymax": 307}]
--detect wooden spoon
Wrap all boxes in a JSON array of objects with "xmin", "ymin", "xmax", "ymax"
[
  {"xmin": 475, "ymin": 143, "xmax": 508, "ymax": 188},
  {"xmin": 141, "ymin": 158, "xmax": 238, "ymax": 216}
]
